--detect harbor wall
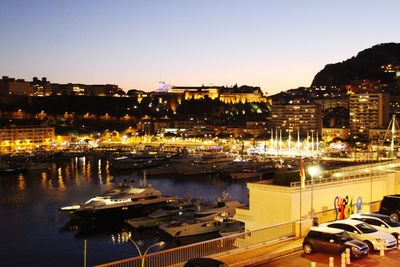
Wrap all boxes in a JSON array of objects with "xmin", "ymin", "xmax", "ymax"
[{"xmin": 235, "ymin": 170, "xmax": 400, "ymax": 231}]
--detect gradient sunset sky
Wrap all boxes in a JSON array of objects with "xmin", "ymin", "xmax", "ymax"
[{"xmin": 0, "ymin": 0, "xmax": 399, "ymax": 95}]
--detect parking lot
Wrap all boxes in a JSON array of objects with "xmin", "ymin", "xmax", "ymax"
[{"xmin": 257, "ymin": 249, "xmax": 400, "ymax": 267}]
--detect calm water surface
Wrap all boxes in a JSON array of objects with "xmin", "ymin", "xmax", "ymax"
[{"xmin": 0, "ymin": 157, "xmax": 249, "ymax": 267}]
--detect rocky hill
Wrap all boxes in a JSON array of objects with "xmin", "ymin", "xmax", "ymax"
[{"xmin": 311, "ymin": 43, "xmax": 400, "ymax": 86}]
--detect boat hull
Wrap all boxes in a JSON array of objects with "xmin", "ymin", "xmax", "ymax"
[
  {"xmin": 66, "ymin": 198, "xmax": 175, "ymax": 223},
  {"xmin": 160, "ymin": 220, "xmax": 224, "ymax": 237}
]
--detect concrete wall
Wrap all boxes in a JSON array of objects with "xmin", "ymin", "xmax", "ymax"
[{"xmin": 235, "ymin": 171, "xmax": 400, "ymax": 231}]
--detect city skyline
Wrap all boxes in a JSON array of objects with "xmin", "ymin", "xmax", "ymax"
[{"xmin": 0, "ymin": 1, "xmax": 399, "ymax": 94}]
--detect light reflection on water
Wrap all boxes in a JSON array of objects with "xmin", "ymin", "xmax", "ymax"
[
  {"xmin": 17, "ymin": 173, "xmax": 26, "ymax": 191},
  {"xmin": 0, "ymin": 156, "xmax": 249, "ymax": 267}
]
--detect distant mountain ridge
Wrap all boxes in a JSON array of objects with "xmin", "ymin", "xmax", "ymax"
[{"xmin": 311, "ymin": 43, "xmax": 400, "ymax": 86}]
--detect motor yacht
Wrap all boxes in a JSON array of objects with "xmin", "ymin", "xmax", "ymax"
[
  {"xmin": 59, "ymin": 180, "xmax": 176, "ymax": 222},
  {"xmin": 126, "ymin": 199, "xmax": 197, "ymax": 229},
  {"xmin": 159, "ymin": 200, "xmax": 243, "ymax": 237}
]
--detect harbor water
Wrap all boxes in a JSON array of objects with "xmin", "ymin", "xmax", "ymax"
[{"xmin": 0, "ymin": 156, "xmax": 249, "ymax": 267}]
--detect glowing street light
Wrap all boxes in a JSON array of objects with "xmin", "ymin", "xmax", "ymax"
[
  {"xmin": 119, "ymin": 232, "xmax": 165, "ymax": 267},
  {"xmin": 308, "ymin": 165, "xmax": 321, "ymax": 225}
]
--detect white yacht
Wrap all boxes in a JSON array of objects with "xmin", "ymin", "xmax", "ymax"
[
  {"xmin": 159, "ymin": 200, "xmax": 243, "ymax": 237},
  {"xmin": 126, "ymin": 200, "xmax": 197, "ymax": 228},
  {"xmin": 59, "ymin": 180, "xmax": 176, "ymax": 222}
]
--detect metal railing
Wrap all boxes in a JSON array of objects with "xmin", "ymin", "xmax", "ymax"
[
  {"xmin": 290, "ymin": 158, "xmax": 400, "ymax": 188},
  {"xmin": 95, "ymin": 221, "xmax": 296, "ymax": 267},
  {"xmin": 324, "ymin": 159, "xmax": 400, "ymax": 178},
  {"xmin": 290, "ymin": 171, "xmax": 387, "ymax": 188}
]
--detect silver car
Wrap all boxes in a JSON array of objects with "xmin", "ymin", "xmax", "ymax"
[{"xmin": 320, "ymin": 219, "xmax": 397, "ymax": 252}]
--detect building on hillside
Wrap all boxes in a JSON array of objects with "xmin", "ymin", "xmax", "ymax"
[
  {"xmin": 0, "ymin": 76, "xmax": 34, "ymax": 95},
  {"xmin": 51, "ymin": 83, "xmax": 120, "ymax": 96},
  {"xmin": 31, "ymin": 77, "xmax": 52, "ymax": 96},
  {"xmin": 349, "ymin": 93, "xmax": 390, "ymax": 140},
  {"xmin": 269, "ymin": 103, "xmax": 322, "ymax": 136},
  {"xmin": 153, "ymin": 82, "xmax": 267, "ymax": 107},
  {"xmin": 219, "ymin": 86, "xmax": 266, "ymax": 104},
  {"xmin": 0, "ymin": 126, "xmax": 55, "ymax": 153},
  {"xmin": 0, "ymin": 76, "xmax": 122, "ymax": 96}
]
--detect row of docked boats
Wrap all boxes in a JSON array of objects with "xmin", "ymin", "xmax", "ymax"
[
  {"xmin": 59, "ymin": 178, "xmax": 245, "ymax": 237},
  {"xmin": 0, "ymin": 160, "xmax": 51, "ymax": 174},
  {"xmin": 126, "ymin": 196, "xmax": 244, "ymax": 237},
  {"xmin": 109, "ymin": 151, "xmax": 296, "ymax": 180}
]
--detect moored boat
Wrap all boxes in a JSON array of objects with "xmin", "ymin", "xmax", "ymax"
[
  {"xmin": 218, "ymin": 219, "xmax": 245, "ymax": 236},
  {"xmin": 126, "ymin": 199, "xmax": 197, "ymax": 229},
  {"xmin": 159, "ymin": 199, "xmax": 243, "ymax": 237},
  {"xmin": 59, "ymin": 180, "xmax": 176, "ymax": 223}
]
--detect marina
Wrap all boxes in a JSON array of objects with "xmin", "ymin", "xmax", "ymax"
[{"xmin": 0, "ymin": 154, "xmax": 249, "ymax": 267}]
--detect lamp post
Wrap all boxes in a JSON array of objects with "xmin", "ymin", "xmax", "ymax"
[
  {"xmin": 120, "ymin": 232, "xmax": 165, "ymax": 267},
  {"xmin": 308, "ymin": 165, "xmax": 320, "ymax": 226},
  {"xmin": 141, "ymin": 241, "xmax": 166, "ymax": 267}
]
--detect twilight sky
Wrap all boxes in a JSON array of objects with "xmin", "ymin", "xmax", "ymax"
[{"xmin": 0, "ymin": 0, "xmax": 399, "ymax": 95}]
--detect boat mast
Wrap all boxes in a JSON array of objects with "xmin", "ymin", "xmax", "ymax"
[{"xmin": 391, "ymin": 114, "xmax": 396, "ymax": 159}]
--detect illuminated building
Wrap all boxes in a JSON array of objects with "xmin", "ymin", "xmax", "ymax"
[
  {"xmin": 0, "ymin": 76, "xmax": 121, "ymax": 96},
  {"xmin": 349, "ymin": 93, "xmax": 390, "ymax": 140},
  {"xmin": 314, "ymin": 97, "xmax": 348, "ymax": 111},
  {"xmin": 368, "ymin": 128, "xmax": 400, "ymax": 145},
  {"xmin": 154, "ymin": 82, "xmax": 267, "ymax": 105},
  {"xmin": 0, "ymin": 126, "xmax": 55, "ymax": 153},
  {"xmin": 219, "ymin": 86, "xmax": 266, "ymax": 104},
  {"xmin": 270, "ymin": 104, "xmax": 322, "ymax": 135},
  {"xmin": 321, "ymin": 127, "xmax": 349, "ymax": 142}
]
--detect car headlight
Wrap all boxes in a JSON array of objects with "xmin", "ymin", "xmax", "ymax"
[{"xmin": 351, "ymin": 246, "xmax": 359, "ymax": 252}]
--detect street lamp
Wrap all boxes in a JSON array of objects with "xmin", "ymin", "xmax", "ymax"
[
  {"xmin": 141, "ymin": 241, "xmax": 165, "ymax": 267},
  {"xmin": 121, "ymin": 232, "xmax": 165, "ymax": 267},
  {"xmin": 308, "ymin": 165, "xmax": 320, "ymax": 225}
]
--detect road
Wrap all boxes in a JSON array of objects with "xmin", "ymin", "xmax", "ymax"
[{"xmin": 255, "ymin": 249, "xmax": 400, "ymax": 267}]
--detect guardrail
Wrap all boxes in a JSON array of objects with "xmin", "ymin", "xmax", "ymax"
[
  {"xmin": 290, "ymin": 171, "xmax": 387, "ymax": 188},
  {"xmin": 324, "ymin": 159, "xmax": 400, "ymax": 177},
  {"xmin": 290, "ymin": 158, "xmax": 400, "ymax": 188},
  {"xmin": 95, "ymin": 221, "xmax": 296, "ymax": 267}
]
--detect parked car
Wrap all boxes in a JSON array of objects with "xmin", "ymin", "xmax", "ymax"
[
  {"xmin": 183, "ymin": 258, "xmax": 228, "ymax": 267},
  {"xmin": 320, "ymin": 219, "xmax": 397, "ymax": 252},
  {"xmin": 379, "ymin": 195, "xmax": 400, "ymax": 221},
  {"xmin": 350, "ymin": 213, "xmax": 400, "ymax": 239},
  {"xmin": 302, "ymin": 226, "xmax": 369, "ymax": 258}
]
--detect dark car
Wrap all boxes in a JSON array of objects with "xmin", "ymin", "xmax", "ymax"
[
  {"xmin": 183, "ymin": 258, "xmax": 228, "ymax": 267},
  {"xmin": 379, "ymin": 195, "xmax": 400, "ymax": 221},
  {"xmin": 303, "ymin": 226, "xmax": 369, "ymax": 258}
]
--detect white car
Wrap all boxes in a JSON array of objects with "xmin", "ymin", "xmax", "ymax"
[
  {"xmin": 350, "ymin": 213, "xmax": 400, "ymax": 239},
  {"xmin": 320, "ymin": 219, "xmax": 397, "ymax": 252}
]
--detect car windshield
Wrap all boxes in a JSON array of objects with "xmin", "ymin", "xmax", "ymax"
[
  {"xmin": 381, "ymin": 217, "xmax": 400, "ymax": 227},
  {"xmin": 357, "ymin": 222, "xmax": 377, "ymax": 233},
  {"xmin": 335, "ymin": 231, "xmax": 352, "ymax": 242}
]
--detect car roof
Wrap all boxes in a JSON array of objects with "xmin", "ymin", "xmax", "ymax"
[
  {"xmin": 322, "ymin": 219, "xmax": 363, "ymax": 227},
  {"xmin": 352, "ymin": 213, "xmax": 389, "ymax": 220},
  {"xmin": 384, "ymin": 194, "xmax": 400, "ymax": 199},
  {"xmin": 184, "ymin": 258, "xmax": 227, "ymax": 267},
  {"xmin": 309, "ymin": 226, "xmax": 345, "ymax": 234}
]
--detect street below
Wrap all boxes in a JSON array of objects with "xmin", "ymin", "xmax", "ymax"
[{"xmin": 256, "ymin": 248, "xmax": 400, "ymax": 267}]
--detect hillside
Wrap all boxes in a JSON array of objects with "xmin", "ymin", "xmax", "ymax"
[{"xmin": 311, "ymin": 43, "xmax": 400, "ymax": 86}]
